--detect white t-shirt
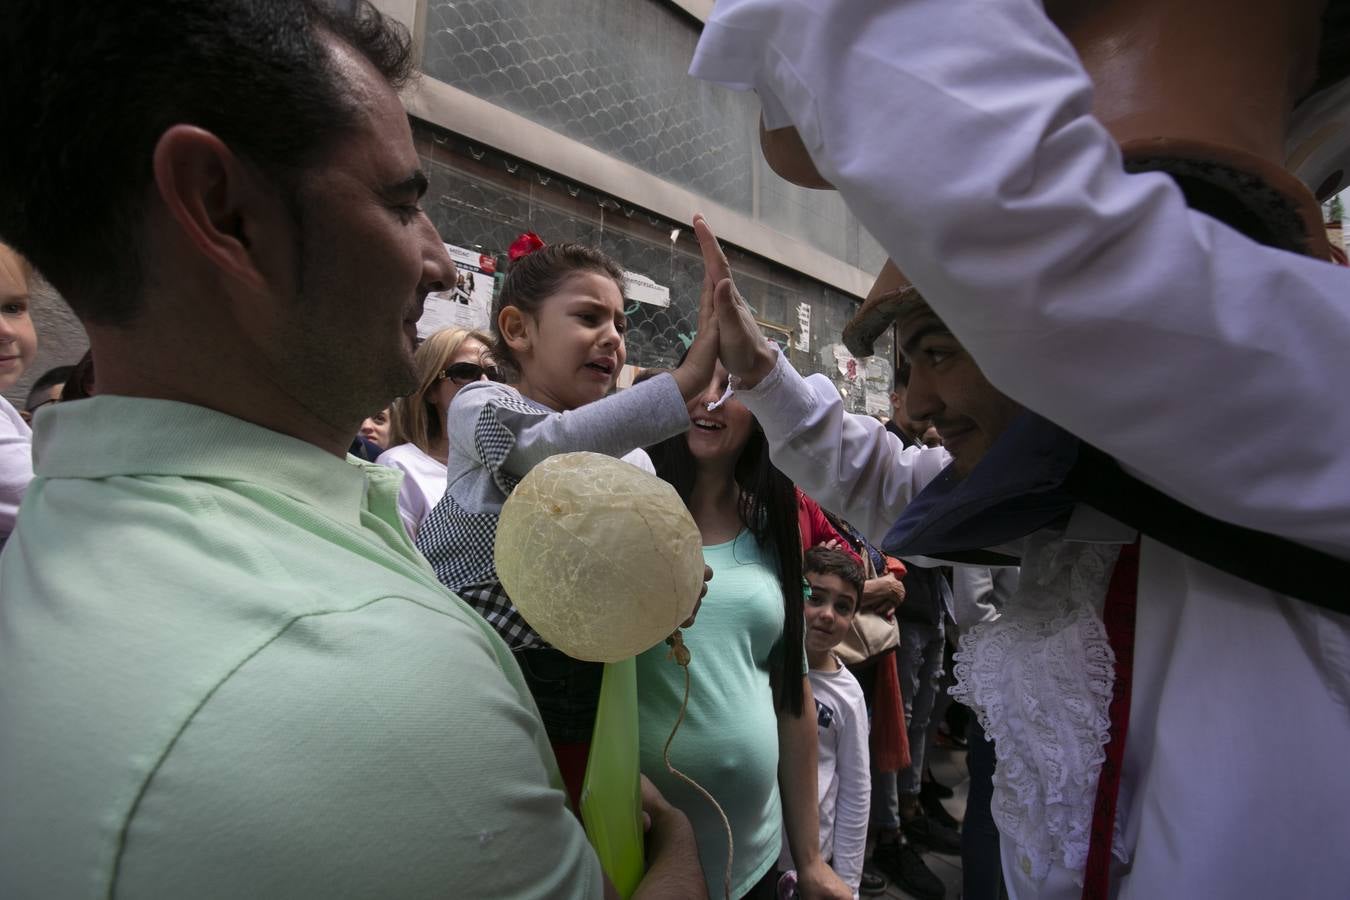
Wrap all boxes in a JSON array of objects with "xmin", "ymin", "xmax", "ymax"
[
  {"xmin": 780, "ymin": 657, "xmax": 870, "ymax": 897},
  {"xmin": 374, "ymin": 443, "xmax": 447, "ymax": 540},
  {"xmin": 0, "ymin": 394, "xmax": 33, "ymax": 545}
]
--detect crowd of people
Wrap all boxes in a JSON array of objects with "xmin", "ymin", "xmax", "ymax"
[{"xmin": 3, "ymin": 1, "xmax": 1349, "ymax": 899}]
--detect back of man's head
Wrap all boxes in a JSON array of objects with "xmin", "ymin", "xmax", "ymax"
[{"xmin": 0, "ymin": 0, "xmax": 413, "ymax": 326}]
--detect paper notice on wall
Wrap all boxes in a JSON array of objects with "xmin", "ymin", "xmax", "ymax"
[
  {"xmin": 832, "ymin": 343, "xmax": 858, "ymax": 381},
  {"xmin": 418, "ymin": 243, "xmax": 497, "ymax": 338},
  {"xmin": 863, "ymin": 357, "xmax": 892, "ymax": 416},
  {"xmin": 623, "ymin": 271, "xmax": 671, "ymax": 308},
  {"xmin": 795, "ymin": 302, "xmax": 811, "ymax": 353}
]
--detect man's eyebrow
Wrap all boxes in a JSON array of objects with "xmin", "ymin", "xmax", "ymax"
[
  {"xmin": 382, "ymin": 169, "xmax": 429, "ymax": 200},
  {"xmin": 900, "ymin": 322, "xmax": 954, "ymax": 357}
]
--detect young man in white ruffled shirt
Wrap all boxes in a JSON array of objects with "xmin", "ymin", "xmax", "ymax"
[{"xmin": 700, "ymin": 233, "xmax": 1133, "ymax": 899}]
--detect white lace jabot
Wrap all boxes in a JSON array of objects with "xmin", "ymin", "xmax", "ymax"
[{"xmin": 950, "ymin": 532, "xmax": 1127, "ymax": 883}]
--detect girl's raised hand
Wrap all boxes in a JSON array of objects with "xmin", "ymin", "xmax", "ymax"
[{"xmin": 692, "ymin": 214, "xmax": 777, "ymax": 388}]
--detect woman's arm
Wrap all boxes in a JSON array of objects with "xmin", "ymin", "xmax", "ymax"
[
  {"xmin": 797, "ymin": 489, "xmax": 863, "ymax": 565},
  {"xmin": 778, "ymin": 677, "xmax": 852, "ymax": 900}
]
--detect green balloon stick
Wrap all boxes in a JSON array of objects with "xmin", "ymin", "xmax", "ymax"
[{"xmin": 580, "ymin": 656, "xmax": 645, "ymax": 898}]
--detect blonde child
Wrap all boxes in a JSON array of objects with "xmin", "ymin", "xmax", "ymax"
[{"xmin": 0, "ymin": 242, "xmax": 38, "ymax": 545}]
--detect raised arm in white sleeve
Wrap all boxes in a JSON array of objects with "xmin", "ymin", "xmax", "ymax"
[
  {"xmin": 692, "ymin": 0, "xmax": 1350, "ymax": 558},
  {"xmin": 737, "ymin": 348, "xmax": 950, "ymax": 545}
]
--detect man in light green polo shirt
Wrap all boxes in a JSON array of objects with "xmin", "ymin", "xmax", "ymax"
[{"xmin": 0, "ymin": 2, "xmax": 701, "ymax": 897}]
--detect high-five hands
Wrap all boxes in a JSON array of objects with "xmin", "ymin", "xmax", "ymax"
[
  {"xmin": 670, "ymin": 227, "xmax": 721, "ymax": 401},
  {"xmin": 692, "ymin": 214, "xmax": 778, "ymax": 388}
]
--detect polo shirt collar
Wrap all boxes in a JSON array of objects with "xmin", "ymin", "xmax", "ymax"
[{"xmin": 33, "ymin": 396, "xmax": 377, "ymax": 525}]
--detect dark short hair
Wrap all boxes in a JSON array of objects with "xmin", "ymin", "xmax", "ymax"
[
  {"xmin": 0, "ymin": 0, "xmax": 413, "ymax": 326},
  {"xmin": 894, "ymin": 360, "xmax": 911, "ymax": 389},
  {"xmin": 803, "ymin": 547, "xmax": 865, "ymax": 610},
  {"xmin": 25, "ymin": 365, "xmax": 76, "ymax": 410},
  {"xmin": 491, "ymin": 243, "xmax": 626, "ymax": 380}
]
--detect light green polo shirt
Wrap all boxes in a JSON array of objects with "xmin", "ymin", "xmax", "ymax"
[{"xmin": 0, "ymin": 397, "xmax": 601, "ymax": 898}]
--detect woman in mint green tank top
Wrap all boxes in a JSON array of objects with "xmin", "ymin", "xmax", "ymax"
[{"xmin": 640, "ymin": 361, "xmax": 853, "ymax": 900}]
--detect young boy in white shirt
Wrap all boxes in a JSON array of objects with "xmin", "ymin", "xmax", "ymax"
[{"xmin": 780, "ymin": 547, "xmax": 873, "ymax": 897}]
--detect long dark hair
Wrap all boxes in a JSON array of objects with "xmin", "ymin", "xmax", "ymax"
[{"xmin": 645, "ymin": 398, "xmax": 806, "ymax": 717}]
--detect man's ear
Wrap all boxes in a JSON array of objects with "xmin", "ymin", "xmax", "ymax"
[
  {"xmin": 151, "ymin": 125, "xmax": 278, "ymax": 294},
  {"xmin": 498, "ymin": 305, "xmax": 532, "ymax": 355}
]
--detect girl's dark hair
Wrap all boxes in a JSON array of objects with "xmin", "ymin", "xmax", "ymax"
[
  {"xmin": 491, "ymin": 242, "xmax": 625, "ymax": 381},
  {"xmin": 646, "ymin": 411, "xmax": 806, "ymax": 717}
]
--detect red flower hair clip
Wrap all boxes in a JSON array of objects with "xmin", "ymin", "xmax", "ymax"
[{"xmin": 508, "ymin": 231, "xmax": 546, "ymax": 261}]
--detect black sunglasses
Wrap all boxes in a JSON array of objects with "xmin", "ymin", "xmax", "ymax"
[{"xmin": 440, "ymin": 362, "xmax": 501, "ymax": 384}]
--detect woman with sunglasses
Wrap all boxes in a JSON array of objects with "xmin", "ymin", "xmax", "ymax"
[{"xmin": 376, "ymin": 327, "xmax": 495, "ymax": 539}]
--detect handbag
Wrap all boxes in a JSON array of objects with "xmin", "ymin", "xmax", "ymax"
[{"xmin": 834, "ymin": 549, "xmax": 902, "ymax": 666}]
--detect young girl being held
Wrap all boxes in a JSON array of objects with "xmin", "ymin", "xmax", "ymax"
[{"xmin": 415, "ymin": 230, "xmax": 719, "ymax": 804}]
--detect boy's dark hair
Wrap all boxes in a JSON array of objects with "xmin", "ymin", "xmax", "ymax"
[
  {"xmin": 0, "ymin": 0, "xmax": 413, "ymax": 327},
  {"xmin": 491, "ymin": 243, "xmax": 626, "ymax": 381},
  {"xmin": 803, "ymin": 547, "xmax": 865, "ymax": 611}
]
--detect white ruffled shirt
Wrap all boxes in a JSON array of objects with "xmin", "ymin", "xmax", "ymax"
[{"xmin": 950, "ymin": 532, "xmax": 1123, "ymax": 883}]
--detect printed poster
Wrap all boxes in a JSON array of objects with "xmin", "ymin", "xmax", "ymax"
[
  {"xmin": 417, "ymin": 243, "xmax": 497, "ymax": 338},
  {"xmin": 862, "ymin": 357, "xmax": 892, "ymax": 416},
  {"xmin": 795, "ymin": 302, "xmax": 812, "ymax": 353},
  {"xmin": 623, "ymin": 271, "xmax": 671, "ymax": 309}
]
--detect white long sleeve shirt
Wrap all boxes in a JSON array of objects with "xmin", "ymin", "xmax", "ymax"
[
  {"xmin": 780, "ymin": 658, "xmax": 870, "ymax": 897},
  {"xmin": 697, "ymin": 4, "xmax": 1350, "ymax": 896},
  {"xmin": 0, "ymin": 395, "xmax": 33, "ymax": 545}
]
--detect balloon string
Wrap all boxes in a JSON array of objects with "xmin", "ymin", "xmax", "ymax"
[{"xmin": 664, "ymin": 630, "xmax": 733, "ymax": 900}]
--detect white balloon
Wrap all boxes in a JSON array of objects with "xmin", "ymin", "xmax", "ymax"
[{"xmin": 494, "ymin": 452, "xmax": 704, "ymax": 662}]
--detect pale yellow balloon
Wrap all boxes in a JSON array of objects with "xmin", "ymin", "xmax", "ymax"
[{"xmin": 494, "ymin": 452, "xmax": 704, "ymax": 662}]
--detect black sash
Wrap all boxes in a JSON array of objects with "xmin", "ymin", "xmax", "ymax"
[
  {"xmin": 1064, "ymin": 443, "xmax": 1350, "ymax": 615},
  {"xmin": 885, "ymin": 412, "xmax": 1350, "ymax": 615}
]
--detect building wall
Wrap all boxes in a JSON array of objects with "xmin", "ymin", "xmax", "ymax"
[
  {"xmin": 409, "ymin": 0, "xmax": 895, "ymax": 412},
  {"xmin": 416, "ymin": 126, "xmax": 897, "ymax": 414},
  {"xmin": 6, "ymin": 0, "xmax": 899, "ymax": 414},
  {"xmin": 419, "ymin": 0, "xmax": 888, "ymax": 278}
]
